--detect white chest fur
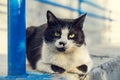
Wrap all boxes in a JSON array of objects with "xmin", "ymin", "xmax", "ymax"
[{"xmin": 36, "ymin": 42, "xmax": 92, "ymax": 74}]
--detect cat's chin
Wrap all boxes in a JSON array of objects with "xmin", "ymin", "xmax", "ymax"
[{"xmin": 56, "ymin": 47, "xmax": 66, "ymax": 52}]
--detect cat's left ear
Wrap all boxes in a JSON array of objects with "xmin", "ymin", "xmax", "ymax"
[
  {"xmin": 73, "ymin": 13, "xmax": 87, "ymax": 29},
  {"xmin": 47, "ymin": 10, "xmax": 59, "ymax": 25}
]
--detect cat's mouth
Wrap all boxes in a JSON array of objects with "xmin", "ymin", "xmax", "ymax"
[{"xmin": 56, "ymin": 47, "xmax": 66, "ymax": 52}]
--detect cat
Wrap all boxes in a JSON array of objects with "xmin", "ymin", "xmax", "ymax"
[{"xmin": 26, "ymin": 10, "xmax": 93, "ymax": 80}]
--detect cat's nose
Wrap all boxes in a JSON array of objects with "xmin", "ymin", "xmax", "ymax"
[{"xmin": 59, "ymin": 41, "xmax": 66, "ymax": 46}]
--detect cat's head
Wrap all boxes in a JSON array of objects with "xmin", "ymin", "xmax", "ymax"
[{"xmin": 44, "ymin": 10, "xmax": 87, "ymax": 53}]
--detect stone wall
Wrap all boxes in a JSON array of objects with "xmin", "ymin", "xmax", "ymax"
[{"xmin": 89, "ymin": 57, "xmax": 120, "ymax": 80}]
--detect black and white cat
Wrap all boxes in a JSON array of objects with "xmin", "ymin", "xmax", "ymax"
[{"xmin": 26, "ymin": 10, "xmax": 92, "ymax": 80}]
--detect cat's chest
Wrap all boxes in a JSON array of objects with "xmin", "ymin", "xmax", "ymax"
[
  {"xmin": 41, "ymin": 49, "xmax": 84, "ymax": 69},
  {"xmin": 40, "ymin": 42, "xmax": 90, "ymax": 71}
]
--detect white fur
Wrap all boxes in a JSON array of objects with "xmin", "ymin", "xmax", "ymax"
[
  {"xmin": 36, "ymin": 28, "xmax": 93, "ymax": 80},
  {"xmin": 55, "ymin": 28, "xmax": 69, "ymax": 48}
]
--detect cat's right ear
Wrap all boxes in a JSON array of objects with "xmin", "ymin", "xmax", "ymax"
[{"xmin": 47, "ymin": 10, "xmax": 59, "ymax": 26}]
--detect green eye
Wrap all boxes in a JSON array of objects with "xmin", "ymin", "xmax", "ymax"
[
  {"xmin": 54, "ymin": 32, "xmax": 60, "ymax": 37},
  {"xmin": 69, "ymin": 34, "xmax": 75, "ymax": 38}
]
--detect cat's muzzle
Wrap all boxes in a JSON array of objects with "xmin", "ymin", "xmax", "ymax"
[{"xmin": 56, "ymin": 47, "xmax": 66, "ymax": 52}]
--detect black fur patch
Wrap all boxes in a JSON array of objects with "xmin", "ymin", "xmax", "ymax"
[
  {"xmin": 51, "ymin": 64, "xmax": 65, "ymax": 73},
  {"xmin": 26, "ymin": 25, "xmax": 47, "ymax": 69},
  {"xmin": 77, "ymin": 64, "xmax": 88, "ymax": 73}
]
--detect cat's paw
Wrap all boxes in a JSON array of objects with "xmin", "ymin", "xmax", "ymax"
[
  {"xmin": 36, "ymin": 61, "xmax": 55, "ymax": 74},
  {"xmin": 66, "ymin": 64, "xmax": 91, "ymax": 76}
]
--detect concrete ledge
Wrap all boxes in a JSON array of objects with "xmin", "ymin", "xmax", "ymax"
[
  {"xmin": 0, "ymin": 57, "xmax": 120, "ymax": 80},
  {"xmin": 0, "ymin": 72, "xmax": 63, "ymax": 80},
  {"xmin": 0, "ymin": 71, "xmax": 65, "ymax": 80},
  {"xmin": 89, "ymin": 57, "xmax": 120, "ymax": 80}
]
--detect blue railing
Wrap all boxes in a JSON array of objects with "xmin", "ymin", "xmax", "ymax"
[
  {"xmin": 81, "ymin": 0, "xmax": 110, "ymax": 12},
  {"xmin": 37, "ymin": 0, "xmax": 113, "ymax": 21},
  {"xmin": 8, "ymin": 0, "xmax": 26, "ymax": 76}
]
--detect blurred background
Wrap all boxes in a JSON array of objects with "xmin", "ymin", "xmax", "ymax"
[{"xmin": 0, "ymin": 0, "xmax": 120, "ymax": 75}]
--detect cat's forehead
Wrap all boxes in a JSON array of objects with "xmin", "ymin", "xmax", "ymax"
[
  {"xmin": 47, "ymin": 18, "xmax": 83, "ymax": 31},
  {"xmin": 60, "ymin": 27, "xmax": 80, "ymax": 34},
  {"xmin": 58, "ymin": 19, "xmax": 83, "ymax": 30},
  {"xmin": 61, "ymin": 28, "xmax": 69, "ymax": 34},
  {"xmin": 60, "ymin": 19, "xmax": 74, "ymax": 22},
  {"xmin": 51, "ymin": 19, "xmax": 73, "ymax": 29},
  {"xmin": 59, "ymin": 19, "xmax": 74, "ymax": 24}
]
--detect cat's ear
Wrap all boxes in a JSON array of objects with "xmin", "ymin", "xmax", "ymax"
[
  {"xmin": 73, "ymin": 13, "xmax": 87, "ymax": 29},
  {"xmin": 47, "ymin": 10, "xmax": 59, "ymax": 25}
]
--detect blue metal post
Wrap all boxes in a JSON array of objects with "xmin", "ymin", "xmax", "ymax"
[{"xmin": 8, "ymin": 0, "xmax": 26, "ymax": 76}]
